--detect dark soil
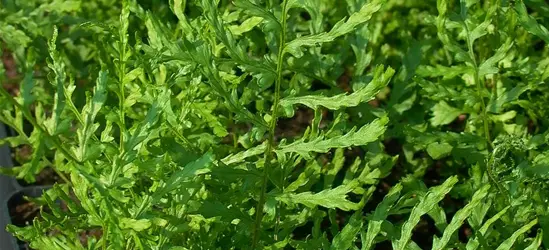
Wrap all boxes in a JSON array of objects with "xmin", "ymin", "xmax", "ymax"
[
  {"xmin": 7, "ymin": 191, "xmax": 43, "ymax": 250},
  {"xmin": 411, "ymin": 215, "xmax": 440, "ymax": 250},
  {"xmin": 458, "ymin": 222, "xmax": 473, "ymax": 243},
  {"xmin": 1, "ymin": 47, "xmax": 19, "ymax": 95},
  {"xmin": 275, "ymin": 107, "xmax": 315, "ymax": 139},
  {"xmin": 7, "ymin": 193, "xmax": 42, "ymax": 227},
  {"xmin": 79, "ymin": 229, "xmax": 103, "ymax": 247},
  {"xmin": 17, "ymin": 167, "xmax": 62, "ymax": 187}
]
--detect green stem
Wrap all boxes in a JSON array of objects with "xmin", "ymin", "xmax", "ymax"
[
  {"xmin": 274, "ymin": 159, "xmax": 289, "ymax": 241},
  {"xmin": 465, "ymin": 26, "xmax": 492, "ymax": 148},
  {"xmin": 229, "ymin": 112, "xmax": 237, "ymax": 149},
  {"xmin": 464, "ymin": 21, "xmax": 507, "ymax": 204},
  {"xmin": 102, "ymin": 223, "xmax": 108, "ymax": 250},
  {"xmin": 251, "ymin": 1, "xmax": 288, "ymax": 248},
  {"xmin": 118, "ymin": 45, "xmax": 126, "ymax": 151},
  {"xmin": 118, "ymin": 2, "xmax": 128, "ymax": 152}
]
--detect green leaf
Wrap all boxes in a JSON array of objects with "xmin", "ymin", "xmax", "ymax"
[
  {"xmin": 276, "ymin": 181, "xmax": 361, "ymax": 211},
  {"xmin": 221, "ymin": 142, "xmax": 267, "ymax": 165},
  {"xmin": 74, "ymin": 70, "xmax": 108, "ymax": 161},
  {"xmin": 0, "ymin": 135, "xmax": 27, "ymax": 147},
  {"xmin": 466, "ymin": 205, "xmax": 511, "ymax": 250},
  {"xmin": 416, "ymin": 65, "xmax": 471, "ymax": 80},
  {"xmin": 229, "ymin": 16, "xmax": 264, "ymax": 36},
  {"xmin": 122, "ymin": 92, "xmax": 167, "ymax": 160},
  {"xmin": 19, "ymin": 71, "xmax": 35, "ymax": 109},
  {"xmin": 123, "ymin": 68, "xmax": 144, "ymax": 85},
  {"xmin": 487, "ymin": 84, "xmax": 530, "ymax": 114},
  {"xmin": 524, "ymin": 230, "xmax": 543, "ymax": 250},
  {"xmin": 119, "ymin": 218, "xmax": 152, "ymax": 232},
  {"xmin": 285, "ymin": 160, "xmax": 321, "ymax": 193},
  {"xmin": 324, "ymin": 148, "xmax": 345, "ymax": 189},
  {"xmin": 169, "ymin": 247, "xmax": 188, "ymax": 250},
  {"xmin": 0, "ymin": 23, "xmax": 31, "ymax": 49},
  {"xmin": 331, "ymin": 212, "xmax": 363, "ymax": 250},
  {"xmin": 234, "ymin": 0, "xmax": 281, "ymax": 31},
  {"xmin": 176, "ymin": 36, "xmax": 269, "ymax": 129},
  {"xmin": 287, "ymin": 0, "xmax": 324, "ymax": 33},
  {"xmin": 40, "ymin": 0, "xmax": 81, "ymax": 12},
  {"xmin": 44, "ymin": 29, "xmax": 70, "ymax": 135},
  {"xmin": 478, "ymin": 39, "xmax": 513, "ymax": 77},
  {"xmin": 350, "ymin": 24, "xmax": 372, "ymax": 77},
  {"xmin": 430, "ymin": 101, "xmax": 462, "ymax": 126},
  {"xmin": 362, "ymin": 183, "xmax": 403, "ymax": 250},
  {"xmin": 17, "ymin": 130, "xmax": 45, "ymax": 182},
  {"xmin": 191, "ymin": 102, "xmax": 228, "ymax": 137},
  {"xmin": 284, "ymin": 0, "xmax": 387, "ymax": 57},
  {"xmin": 495, "ymin": 219, "xmax": 538, "ymax": 250},
  {"xmin": 152, "ymin": 152, "xmax": 214, "ymax": 202},
  {"xmin": 90, "ymin": 72, "xmax": 110, "ymax": 116},
  {"xmin": 119, "ymin": 0, "xmax": 130, "ymax": 46},
  {"xmin": 489, "ymin": 110, "xmax": 517, "ymax": 122},
  {"xmin": 515, "ymin": 1, "xmax": 549, "ymax": 43},
  {"xmin": 426, "ymin": 142, "xmax": 453, "ymax": 160},
  {"xmin": 201, "ymin": 0, "xmax": 276, "ymax": 88},
  {"xmin": 277, "ymin": 116, "xmax": 388, "ymax": 158},
  {"xmin": 469, "ymin": 20, "xmax": 490, "ymax": 45},
  {"xmin": 279, "ymin": 66, "xmax": 395, "ymax": 117},
  {"xmin": 199, "ymin": 200, "xmax": 255, "ymax": 228},
  {"xmin": 393, "ymin": 176, "xmax": 459, "ymax": 250},
  {"xmin": 170, "ymin": 0, "xmax": 191, "ymax": 31},
  {"xmin": 432, "ymin": 184, "xmax": 490, "ymax": 250}
]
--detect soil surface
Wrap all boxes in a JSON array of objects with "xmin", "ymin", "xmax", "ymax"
[
  {"xmin": 2, "ymin": 47, "xmax": 19, "ymax": 95},
  {"xmin": 7, "ymin": 191, "xmax": 42, "ymax": 249},
  {"xmin": 17, "ymin": 167, "xmax": 62, "ymax": 187},
  {"xmin": 8, "ymin": 193, "xmax": 41, "ymax": 227}
]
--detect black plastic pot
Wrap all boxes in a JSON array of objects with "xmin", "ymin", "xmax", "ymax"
[
  {"xmin": 7, "ymin": 186, "xmax": 52, "ymax": 250},
  {"xmin": 0, "ymin": 123, "xmax": 19, "ymax": 249}
]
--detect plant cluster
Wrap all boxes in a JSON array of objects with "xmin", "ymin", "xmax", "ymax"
[{"xmin": 1, "ymin": 0, "xmax": 549, "ymax": 249}]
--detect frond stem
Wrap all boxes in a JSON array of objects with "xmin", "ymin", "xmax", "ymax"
[
  {"xmin": 252, "ymin": 0, "xmax": 288, "ymax": 247},
  {"xmin": 465, "ymin": 25, "xmax": 492, "ymax": 148}
]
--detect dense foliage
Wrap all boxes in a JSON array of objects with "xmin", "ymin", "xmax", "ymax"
[{"xmin": 1, "ymin": 0, "xmax": 549, "ymax": 249}]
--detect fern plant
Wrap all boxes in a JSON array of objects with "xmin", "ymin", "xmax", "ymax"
[{"xmin": 1, "ymin": 0, "xmax": 549, "ymax": 249}]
